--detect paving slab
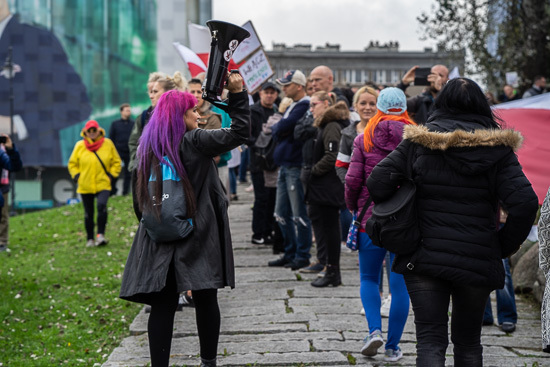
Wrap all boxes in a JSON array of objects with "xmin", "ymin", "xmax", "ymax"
[{"xmin": 104, "ymin": 185, "xmax": 550, "ymax": 366}]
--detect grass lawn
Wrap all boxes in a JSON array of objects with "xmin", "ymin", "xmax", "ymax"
[{"xmin": 0, "ymin": 195, "xmax": 142, "ymax": 366}]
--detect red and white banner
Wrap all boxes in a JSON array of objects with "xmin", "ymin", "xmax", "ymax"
[
  {"xmin": 493, "ymin": 93, "xmax": 550, "ymax": 204},
  {"xmin": 187, "ymin": 22, "xmax": 211, "ymax": 70},
  {"xmin": 172, "ymin": 42, "xmax": 207, "ymax": 77}
]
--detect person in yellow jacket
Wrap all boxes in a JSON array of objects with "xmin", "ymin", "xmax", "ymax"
[{"xmin": 68, "ymin": 120, "xmax": 121, "ymax": 247}]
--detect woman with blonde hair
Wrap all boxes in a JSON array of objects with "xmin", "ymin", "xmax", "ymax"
[
  {"xmin": 303, "ymin": 91, "xmax": 350, "ymax": 287},
  {"xmin": 345, "ymin": 87, "xmax": 415, "ymax": 361}
]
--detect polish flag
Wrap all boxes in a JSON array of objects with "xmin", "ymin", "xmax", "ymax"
[
  {"xmin": 188, "ymin": 22, "xmax": 212, "ymax": 70},
  {"xmin": 493, "ymin": 93, "xmax": 550, "ymax": 204},
  {"xmin": 172, "ymin": 42, "xmax": 207, "ymax": 77}
]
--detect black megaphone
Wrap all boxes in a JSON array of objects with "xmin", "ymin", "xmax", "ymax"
[{"xmin": 202, "ymin": 20, "xmax": 250, "ymax": 112}]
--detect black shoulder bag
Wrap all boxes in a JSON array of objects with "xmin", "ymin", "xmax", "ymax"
[
  {"xmin": 93, "ymin": 151, "xmax": 114, "ymax": 182},
  {"xmin": 365, "ymin": 143, "xmax": 421, "ymax": 255}
]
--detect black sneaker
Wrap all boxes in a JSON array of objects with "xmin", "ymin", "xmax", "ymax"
[
  {"xmin": 268, "ymin": 256, "xmax": 290, "ymax": 267},
  {"xmin": 251, "ymin": 235, "xmax": 265, "ymax": 245},
  {"xmin": 285, "ymin": 258, "xmax": 310, "ymax": 270}
]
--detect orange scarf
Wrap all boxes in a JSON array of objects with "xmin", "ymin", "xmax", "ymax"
[{"xmin": 363, "ymin": 110, "xmax": 416, "ymax": 152}]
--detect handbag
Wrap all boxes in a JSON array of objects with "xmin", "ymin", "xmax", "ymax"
[
  {"xmin": 365, "ymin": 143, "xmax": 421, "ymax": 255},
  {"xmin": 141, "ymin": 157, "xmax": 194, "ymax": 243},
  {"xmin": 345, "ymin": 197, "xmax": 372, "ymax": 251}
]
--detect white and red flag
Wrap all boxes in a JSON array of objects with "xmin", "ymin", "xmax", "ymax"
[{"xmin": 493, "ymin": 93, "xmax": 550, "ymax": 204}]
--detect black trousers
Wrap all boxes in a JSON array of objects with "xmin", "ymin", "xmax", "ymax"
[
  {"xmin": 81, "ymin": 190, "xmax": 110, "ymax": 240},
  {"xmin": 307, "ymin": 204, "xmax": 341, "ymax": 267},
  {"xmin": 148, "ymin": 263, "xmax": 220, "ymax": 366},
  {"xmin": 251, "ymin": 170, "xmax": 274, "ymax": 238},
  {"xmin": 404, "ymin": 272, "xmax": 492, "ymax": 367}
]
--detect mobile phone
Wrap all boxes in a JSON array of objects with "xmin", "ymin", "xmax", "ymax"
[
  {"xmin": 414, "ymin": 67, "xmax": 431, "ymax": 86},
  {"xmin": 0, "ymin": 136, "xmax": 7, "ymax": 144}
]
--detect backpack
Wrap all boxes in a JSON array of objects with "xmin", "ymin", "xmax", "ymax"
[
  {"xmin": 253, "ymin": 113, "xmax": 282, "ymax": 171},
  {"xmin": 141, "ymin": 157, "xmax": 194, "ymax": 243},
  {"xmin": 365, "ymin": 143, "xmax": 421, "ymax": 255}
]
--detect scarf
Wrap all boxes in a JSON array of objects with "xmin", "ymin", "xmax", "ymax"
[{"xmin": 82, "ymin": 129, "xmax": 106, "ymax": 152}]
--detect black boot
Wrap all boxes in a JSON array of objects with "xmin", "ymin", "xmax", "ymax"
[
  {"xmin": 311, "ymin": 265, "xmax": 341, "ymax": 287},
  {"xmin": 201, "ymin": 357, "xmax": 216, "ymax": 367}
]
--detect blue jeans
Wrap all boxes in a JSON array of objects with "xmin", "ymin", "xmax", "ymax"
[
  {"xmin": 358, "ymin": 232, "xmax": 409, "ymax": 351},
  {"xmin": 404, "ymin": 272, "xmax": 492, "ymax": 367},
  {"xmin": 274, "ymin": 166, "xmax": 312, "ymax": 262},
  {"xmin": 484, "ymin": 258, "xmax": 517, "ymax": 325}
]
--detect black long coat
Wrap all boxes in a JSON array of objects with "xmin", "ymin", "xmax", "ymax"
[
  {"xmin": 120, "ymin": 91, "xmax": 250, "ymax": 304},
  {"xmin": 367, "ymin": 114, "xmax": 539, "ymax": 289}
]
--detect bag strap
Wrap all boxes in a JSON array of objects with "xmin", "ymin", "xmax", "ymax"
[
  {"xmin": 355, "ymin": 197, "xmax": 372, "ymax": 227},
  {"xmin": 93, "ymin": 151, "xmax": 112, "ymax": 179}
]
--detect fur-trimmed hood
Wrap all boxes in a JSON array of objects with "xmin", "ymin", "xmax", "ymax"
[
  {"xmin": 316, "ymin": 101, "xmax": 350, "ymax": 128},
  {"xmin": 404, "ymin": 124, "xmax": 523, "ymax": 151},
  {"xmin": 404, "ymin": 122, "xmax": 524, "ymax": 175}
]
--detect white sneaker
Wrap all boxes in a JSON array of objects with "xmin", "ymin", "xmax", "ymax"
[
  {"xmin": 384, "ymin": 347, "xmax": 403, "ymax": 362},
  {"xmin": 86, "ymin": 239, "xmax": 96, "ymax": 247},
  {"xmin": 380, "ymin": 295, "xmax": 391, "ymax": 318},
  {"xmin": 361, "ymin": 330, "xmax": 384, "ymax": 356},
  {"xmin": 95, "ymin": 234, "xmax": 108, "ymax": 246},
  {"xmin": 360, "ymin": 307, "xmax": 365, "ymax": 315}
]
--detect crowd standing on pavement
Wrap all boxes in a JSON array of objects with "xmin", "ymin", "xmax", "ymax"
[{"xmin": 61, "ymin": 51, "xmax": 548, "ymax": 366}]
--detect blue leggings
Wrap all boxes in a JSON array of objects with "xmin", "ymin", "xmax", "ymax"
[{"xmin": 358, "ymin": 232, "xmax": 410, "ymax": 350}]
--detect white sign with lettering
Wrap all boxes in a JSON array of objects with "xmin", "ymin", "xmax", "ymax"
[{"xmin": 239, "ymin": 49, "xmax": 274, "ymax": 93}]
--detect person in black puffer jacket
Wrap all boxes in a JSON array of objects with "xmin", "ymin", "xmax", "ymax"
[{"xmin": 367, "ymin": 77, "xmax": 539, "ymax": 367}]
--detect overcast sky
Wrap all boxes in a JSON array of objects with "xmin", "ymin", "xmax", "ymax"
[{"xmin": 212, "ymin": 0, "xmax": 437, "ymax": 52}]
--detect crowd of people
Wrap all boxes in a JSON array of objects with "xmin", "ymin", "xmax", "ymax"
[{"xmin": 64, "ymin": 60, "xmax": 548, "ymax": 366}]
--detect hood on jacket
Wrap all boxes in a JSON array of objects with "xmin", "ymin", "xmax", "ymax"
[
  {"xmin": 404, "ymin": 124, "xmax": 523, "ymax": 175},
  {"xmin": 316, "ymin": 101, "xmax": 350, "ymax": 128}
]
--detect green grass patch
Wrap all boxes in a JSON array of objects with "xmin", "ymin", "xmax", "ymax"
[{"xmin": 0, "ymin": 195, "xmax": 142, "ymax": 366}]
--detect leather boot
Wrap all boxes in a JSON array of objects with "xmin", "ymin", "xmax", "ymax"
[
  {"xmin": 311, "ymin": 265, "xmax": 341, "ymax": 287},
  {"xmin": 201, "ymin": 357, "xmax": 216, "ymax": 367}
]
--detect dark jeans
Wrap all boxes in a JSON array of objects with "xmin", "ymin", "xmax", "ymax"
[
  {"xmin": 111, "ymin": 154, "xmax": 131, "ymax": 196},
  {"xmin": 251, "ymin": 170, "xmax": 270, "ymax": 238},
  {"xmin": 308, "ymin": 204, "xmax": 340, "ymax": 267},
  {"xmin": 404, "ymin": 273, "xmax": 492, "ymax": 367},
  {"xmin": 238, "ymin": 146, "xmax": 249, "ymax": 182},
  {"xmin": 484, "ymin": 258, "xmax": 517, "ymax": 325},
  {"xmin": 81, "ymin": 190, "xmax": 110, "ymax": 240}
]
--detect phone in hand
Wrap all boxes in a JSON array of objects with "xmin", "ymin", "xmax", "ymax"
[
  {"xmin": 0, "ymin": 136, "xmax": 7, "ymax": 144},
  {"xmin": 414, "ymin": 67, "xmax": 431, "ymax": 86}
]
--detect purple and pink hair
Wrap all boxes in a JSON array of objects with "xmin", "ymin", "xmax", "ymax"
[{"xmin": 137, "ymin": 90, "xmax": 197, "ymax": 180}]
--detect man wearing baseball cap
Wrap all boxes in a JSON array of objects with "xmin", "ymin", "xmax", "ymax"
[
  {"xmin": 248, "ymin": 81, "xmax": 280, "ymax": 246},
  {"xmin": 267, "ymin": 70, "xmax": 313, "ymax": 271}
]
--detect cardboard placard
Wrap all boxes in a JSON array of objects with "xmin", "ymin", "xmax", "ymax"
[{"xmin": 239, "ymin": 48, "xmax": 274, "ymax": 93}]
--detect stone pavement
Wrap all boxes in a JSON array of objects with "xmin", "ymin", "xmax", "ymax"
[{"xmin": 104, "ymin": 184, "xmax": 550, "ymax": 367}]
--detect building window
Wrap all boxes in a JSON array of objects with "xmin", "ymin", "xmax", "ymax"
[{"xmin": 375, "ymin": 70, "xmax": 387, "ymax": 84}]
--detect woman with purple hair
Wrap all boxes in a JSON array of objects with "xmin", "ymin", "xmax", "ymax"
[{"xmin": 119, "ymin": 73, "xmax": 250, "ymax": 367}]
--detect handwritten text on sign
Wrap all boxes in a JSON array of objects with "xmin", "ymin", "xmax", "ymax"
[{"xmin": 239, "ymin": 49, "xmax": 274, "ymax": 93}]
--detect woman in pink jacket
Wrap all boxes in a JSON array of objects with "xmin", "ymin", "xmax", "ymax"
[{"xmin": 345, "ymin": 88, "xmax": 416, "ymax": 362}]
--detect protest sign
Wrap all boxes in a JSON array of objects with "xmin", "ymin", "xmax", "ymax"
[
  {"xmin": 239, "ymin": 48, "xmax": 274, "ymax": 93},
  {"xmin": 232, "ymin": 21, "xmax": 262, "ymax": 64}
]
